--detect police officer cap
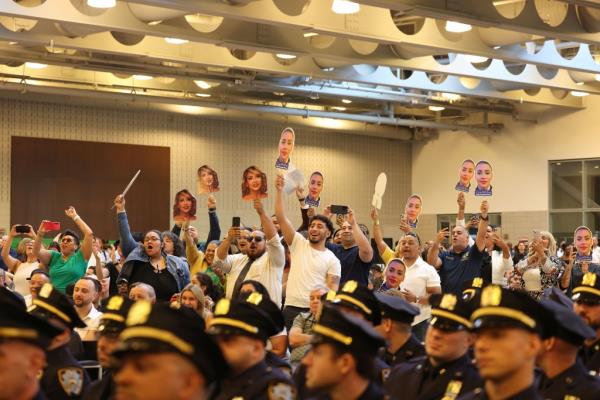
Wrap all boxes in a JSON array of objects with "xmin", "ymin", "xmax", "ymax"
[
  {"xmin": 28, "ymin": 283, "xmax": 86, "ymax": 329},
  {"xmin": 429, "ymin": 293, "xmax": 473, "ymax": 331},
  {"xmin": 542, "ymin": 287, "xmax": 574, "ymax": 309},
  {"xmin": 114, "ymin": 301, "xmax": 228, "ymax": 383},
  {"xmin": 97, "ymin": 295, "xmax": 133, "ymax": 335},
  {"xmin": 0, "ymin": 287, "xmax": 62, "ymax": 348},
  {"xmin": 471, "ymin": 285, "xmax": 550, "ymax": 337},
  {"xmin": 312, "ymin": 303, "xmax": 385, "ymax": 354},
  {"xmin": 0, "ymin": 285, "xmax": 26, "ymax": 310},
  {"xmin": 572, "ymin": 272, "xmax": 600, "ymax": 305},
  {"xmin": 461, "ymin": 277, "xmax": 486, "ymax": 301},
  {"xmin": 333, "ymin": 280, "xmax": 381, "ymax": 326},
  {"xmin": 540, "ymin": 298, "xmax": 596, "ymax": 346},
  {"xmin": 208, "ymin": 292, "xmax": 284, "ymax": 342},
  {"xmin": 375, "ymin": 292, "xmax": 419, "ymax": 324}
]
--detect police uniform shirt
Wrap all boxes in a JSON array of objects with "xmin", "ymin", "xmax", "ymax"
[
  {"xmin": 42, "ymin": 345, "xmax": 90, "ymax": 400},
  {"xmin": 457, "ymin": 384, "xmax": 542, "ymax": 400},
  {"xmin": 81, "ymin": 371, "xmax": 114, "ymax": 400},
  {"xmin": 213, "ymin": 360, "xmax": 296, "ymax": 400},
  {"xmin": 309, "ymin": 381, "xmax": 386, "ymax": 400},
  {"xmin": 580, "ymin": 338, "xmax": 600, "ymax": 376},
  {"xmin": 384, "ymin": 334, "xmax": 425, "ymax": 367},
  {"xmin": 539, "ymin": 359, "xmax": 600, "ymax": 399},
  {"xmin": 384, "ymin": 354, "xmax": 482, "ymax": 400}
]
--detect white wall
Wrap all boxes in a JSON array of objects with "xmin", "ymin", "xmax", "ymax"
[
  {"xmin": 412, "ymin": 95, "xmax": 600, "ymax": 241},
  {"xmin": 0, "ymin": 98, "xmax": 411, "ymax": 239}
]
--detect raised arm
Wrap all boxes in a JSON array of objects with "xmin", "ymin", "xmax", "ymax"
[
  {"xmin": 456, "ymin": 192, "xmax": 466, "ymax": 227},
  {"xmin": 254, "ymin": 199, "xmax": 276, "ymax": 240},
  {"xmin": 347, "ymin": 208, "xmax": 373, "ymax": 263},
  {"xmin": 205, "ymin": 195, "xmax": 221, "ymax": 245},
  {"xmin": 33, "ymin": 221, "xmax": 54, "ymax": 266},
  {"xmin": 65, "ymin": 206, "xmax": 93, "ymax": 260},
  {"xmin": 114, "ymin": 195, "xmax": 137, "ymax": 257},
  {"xmin": 183, "ymin": 221, "xmax": 202, "ymax": 266},
  {"xmin": 216, "ymin": 227, "xmax": 238, "ymax": 262},
  {"xmin": 427, "ymin": 228, "xmax": 447, "ymax": 269},
  {"xmin": 1, "ymin": 226, "xmax": 21, "ymax": 273},
  {"xmin": 370, "ymin": 208, "xmax": 389, "ymax": 256},
  {"xmin": 274, "ymin": 174, "xmax": 296, "ymax": 245},
  {"xmin": 475, "ymin": 200, "xmax": 489, "ymax": 252}
]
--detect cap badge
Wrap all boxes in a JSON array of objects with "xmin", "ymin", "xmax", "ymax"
[
  {"xmin": 107, "ymin": 296, "xmax": 124, "ymax": 311},
  {"xmin": 214, "ymin": 299, "xmax": 230, "ymax": 316},
  {"xmin": 342, "ymin": 280, "xmax": 358, "ymax": 293},
  {"xmin": 126, "ymin": 301, "xmax": 151, "ymax": 326},
  {"xmin": 481, "ymin": 285, "xmax": 502, "ymax": 307},
  {"xmin": 440, "ymin": 294, "xmax": 457, "ymax": 311},
  {"xmin": 246, "ymin": 292, "xmax": 263, "ymax": 305},
  {"xmin": 583, "ymin": 272, "xmax": 597, "ymax": 287}
]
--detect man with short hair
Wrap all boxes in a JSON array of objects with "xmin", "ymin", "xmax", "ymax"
[
  {"xmin": 215, "ymin": 199, "xmax": 284, "ymax": 306},
  {"xmin": 73, "ymin": 277, "xmax": 103, "ymax": 341},
  {"xmin": 428, "ymin": 201, "xmax": 488, "ymax": 294},
  {"xmin": 325, "ymin": 207, "xmax": 373, "ymax": 286},
  {"xmin": 385, "ymin": 293, "xmax": 482, "ymax": 399},
  {"xmin": 24, "ymin": 268, "xmax": 50, "ymax": 306},
  {"xmin": 302, "ymin": 304, "xmax": 386, "ymax": 398},
  {"xmin": 573, "ymin": 272, "xmax": 600, "ymax": 374},
  {"xmin": 275, "ymin": 174, "xmax": 341, "ymax": 330},
  {"xmin": 128, "ymin": 282, "xmax": 156, "ymax": 303}
]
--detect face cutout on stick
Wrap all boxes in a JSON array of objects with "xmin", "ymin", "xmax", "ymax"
[
  {"xmin": 242, "ymin": 166, "xmax": 268, "ymax": 201},
  {"xmin": 455, "ymin": 159, "xmax": 474, "ymax": 193},
  {"xmin": 404, "ymin": 195, "xmax": 422, "ymax": 228},
  {"xmin": 197, "ymin": 165, "xmax": 220, "ymax": 195},
  {"xmin": 474, "ymin": 160, "xmax": 493, "ymax": 196},
  {"xmin": 574, "ymin": 226, "xmax": 593, "ymax": 262},
  {"xmin": 305, "ymin": 172, "xmax": 324, "ymax": 207},
  {"xmin": 275, "ymin": 127, "xmax": 295, "ymax": 170},
  {"xmin": 173, "ymin": 189, "xmax": 197, "ymax": 222}
]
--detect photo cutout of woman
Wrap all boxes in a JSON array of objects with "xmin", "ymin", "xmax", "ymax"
[
  {"xmin": 474, "ymin": 160, "xmax": 493, "ymax": 196},
  {"xmin": 173, "ymin": 189, "xmax": 197, "ymax": 222},
  {"xmin": 455, "ymin": 159, "xmax": 475, "ymax": 193},
  {"xmin": 574, "ymin": 225, "xmax": 593, "ymax": 262},
  {"xmin": 305, "ymin": 171, "xmax": 324, "ymax": 208},
  {"xmin": 275, "ymin": 127, "xmax": 295, "ymax": 170},
  {"xmin": 404, "ymin": 194, "xmax": 422, "ymax": 229},
  {"xmin": 197, "ymin": 165, "xmax": 220, "ymax": 195},
  {"xmin": 242, "ymin": 166, "xmax": 268, "ymax": 201}
]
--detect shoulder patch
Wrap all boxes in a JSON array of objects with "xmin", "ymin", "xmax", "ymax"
[
  {"xmin": 268, "ymin": 382, "xmax": 297, "ymax": 400},
  {"xmin": 381, "ymin": 368, "xmax": 391, "ymax": 382},
  {"xmin": 57, "ymin": 368, "xmax": 84, "ymax": 396}
]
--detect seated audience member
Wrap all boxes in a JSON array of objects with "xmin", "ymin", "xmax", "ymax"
[
  {"xmin": 375, "ymin": 258, "xmax": 406, "ymax": 296},
  {"xmin": 33, "ymin": 207, "xmax": 93, "ymax": 293},
  {"xmin": 114, "ymin": 195, "xmax": 190, "ymax": 302},
  {"xmin": 427, "ymin": 200, "xmax": 488, "ymax": 295},
  {"xmin": 302, "ymin": 304, "xmax": 386, "ymax": 399},
  {"xmin": 1, "ymin": 224, "xmax": 40, "ymax": 297},
  {"xmin": 73, "ymin": 277, "xmax": 103, "ymax": 341},
  {"xmin": 325, "ymin": 206, "xmax": 373, "ymax": 286},
  {"xmin": 375, "ymin": 293, "xmax": 425, "ymax": 367},
  {"xmin": 289, "ymin": 287, "xmax": 328, "ymax": 368},
  {"xmin": 208, "ymin": 293, "xmax": 296, "ymax": 399},
  {"xmin": 175, "ymin": 283, "xmax": 211, "ymax": 321},
  {"xmin": 128, "ymin": 282, "xmax": 156, "ymax": 303},
  {"xmin": 24, "ymin": 268, "xmax": 50, "ymax": 306},
  {"xmin": 113, "ymin": 302, "xmax": 228, "ymax": 400},
  {"xmin": 215, "ymin": 198, "xmax": 284, "ymax": 306},
  {"xmin": 275, "ymin": 174, "xmax": 341, "ymax": 330},
  {"xmin": 29, "ymin": 283, "xmax": 91, "ymax": 399}
]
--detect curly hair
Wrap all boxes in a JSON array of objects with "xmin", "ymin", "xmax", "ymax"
[
  {"xmin": 241, "ymin": 166, "xmax": 267, "ymax": 198},
  {"xmin": 173, "ymin": 189, "xmax": 197, "ymax": 219},
  {"xmin": 198, "ymin": 165, "xmax": 219, "ymax": 192}
]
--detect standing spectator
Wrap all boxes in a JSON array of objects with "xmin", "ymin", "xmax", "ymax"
[
  {"xmin": 73, "ymin": 277, "xmax": 103, "ymax": 341},
  {"xmin": 33, "ymin": 207, "xmax": 93, "ymax": 293},
  {"xmin": 1, "ymin": 224, "xmax": 40, "ymax": 296},
  {"xmin": 0, "ymin": 228, "xmax": 18, "ymax": 271},
  {"xmin": 593, "ymin": 236, "xmax": 600, "ymax": 264},
  {"xmin": 325, "ymin": 207, "xmax": 373, "ymax": 286},
  {"xmin": 171, "ymin": 194, "xmax": 221, "ymax": 252},
  {"xmin": 275, "ymin": 174, "xmax": 341, "ymax": 330},
  {"xmin": 483, "ymin": 225, "xmax": 513, "ymax": 286},
  {"xmin": 427, "ymin": 201, "xmax": 488, "ymax": 295},
  {"xmin": 215, "ymin": 198, "xmax": 285, "ymax": 306},
  {"xmin": 512, "ymin": 240, "xmax": 528, "ymax": 265}
]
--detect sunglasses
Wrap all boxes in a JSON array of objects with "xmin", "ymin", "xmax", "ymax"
[{"xmin": 248, "ymin": 236, "xmax": 264, "ymax": 243}]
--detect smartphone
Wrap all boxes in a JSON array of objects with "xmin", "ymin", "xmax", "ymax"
[
  {"xmin": 232, "ymin": 217, "xmax": 241, "ymax": 228},
  {"xmin": 42, "ymin": 221, "xmax": 61, "ymax": 231},
  {"xmin": 533, "ymin": 230, "xmax": 541, "ymax": 241},
  {"xmin": 330, "ymin": 205, "xmax": 349, "ymax": 215},
  {"xmin": 15, "ymin": 225, "xmax": 31, "ymax": 234},
  {"xmin": 440, "ymin": 221, "xmax": 450, "ymax": 231}
]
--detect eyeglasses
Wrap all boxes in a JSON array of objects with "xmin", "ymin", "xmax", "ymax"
[{"xmin": 248, "ymin": 236, "xmax": 264, "ymax": 243}]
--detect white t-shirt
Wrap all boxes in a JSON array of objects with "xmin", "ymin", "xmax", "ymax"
[
  {"xmin": 491, "ymin": 250, "xmax": 513, "ymax": 286},
  {"xmin": 217, "ymin": 235, "xmax": 285, "ymax": 307},
  {"xmin": 400, "ymin": 257, "xmax": 441, "ymax": 325},
  {"xmin": 75, "ymin": 305, "xmax": 103, "ymax": 341},
  {"xmin": 13, "ymin": 261, "xmax": 39, "ymax": 297},
  {"xmin": 285, "ymin": 233, "xmax": 341, "ymax": 308}
]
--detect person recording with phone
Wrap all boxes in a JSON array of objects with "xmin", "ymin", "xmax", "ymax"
[
  {"xmin": 33, "ymin": 207, "xmax": 93, "ymax": 293},
  {"xmin": 1, "ymin": 224, "xmax": 40, "ymax": 297},
  {"xmin": 322, "ymin": 205, "xmax": 373, "ymax": 286},
  {"xmin": 214, "ymin": 199, "xmax": 285, "ymax": 306}
]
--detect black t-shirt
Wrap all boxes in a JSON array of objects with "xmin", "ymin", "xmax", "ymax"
[
  {"xmin": 327, "ymin": 243, "xmax": 373, "ymax": 286},
  {"xmin": 128, "ymin": 260, "xmax": 178, "ymax": 302}
]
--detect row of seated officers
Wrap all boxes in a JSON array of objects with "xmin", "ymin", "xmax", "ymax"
[{"xmin": 2, "ymin": 272, "xmax": 600, "ymax": 400}]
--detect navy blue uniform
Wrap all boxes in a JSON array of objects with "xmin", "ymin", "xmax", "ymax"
[
  {"xmin": 310, "ymin": 382, "xmax": 386, "ymax": 400},
  {"xmin": 539, "ymin": 359, "xmax": 600, "ymax": 399},
  {"xmin": 384, "ymin": 334, "xmax": 425, "ymax": 367},
  {"xmin": 214, "ymin": 360, "xmax": 296, "ymax": 400},
  {"xmin": 42, "ymin": 346, "xmax": 90, "ymax": 400},
  {"xmin": 580, "ymin": 338, "xmax": 600, "ymax": 376},
  {"xmin": 82, "ymin": 371, "xmax": 114, "ymax": 400},
  {"xmin": 457, "ymin": 384, "xmax": 542, "ymax": 400}
]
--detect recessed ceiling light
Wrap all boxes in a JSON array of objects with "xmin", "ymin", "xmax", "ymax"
[
  {"xmin": 194, "ymin": 80, "xmax": 211, "ymax": 89},
  {"xmin": 332, "ymin": 106, "xmax": 346, "ymax": 111},
  {"xmin": 322, "ymin": 67, "xmax": 335, "ymax": 72},
  {"xmin": 276, "ymin": 53, "xmax": 297, "ymax": 60},
  {"xmin": 303, "ymin": 32, "xmax": 319, "ymax": 38},
  {"xmin": 331, "ymin": 0, "xmax": 360, "ymax": 14},
  {"xmin": 445, "ymin": 21, "xmax": 472, "ymax": 33},
  {"xmin": 273, "ymin": 92, "xmax": 285, "ymax": 96},
  {"xmin": 493, "ymin": 45, "xmax": 501, "ymax": 50},
  {"xmin": 596, "ymin": 74, "xmax": 600, "ymax": 81},
  {"xmin": 441, "ymin": 92, "xmax": 461, "ymax": 101},
  {"xmin": 165, "ymin": 38, "xmax": 189, "ymax": 45},
  {"xmin": 465, "ymin": 54, "xmax": 488, "ymax": 63},
  {"xmin": 556, "ymin": 162, "xmax": 562, "ymax": 166},
  {"xmin": 25, "ymin": 62, "xmax": 47, "ymax": 69},
  {"xmin": 133, "ymin": 75, "xmax": 153, "ymax": 81},
  {"xmin": 571, "ymin": 90, "xmax": 589, "ymax": 97},
  {"xmin": 575, "ymin": 81, "xmax": 584, "ymax": 86},
  {"xmin": 147, "ymin": 20, "xmax": 163, "ymax": 26},
  {"xmin": 342, "ymin": 99, "xmax": 352, "ymax": 104},
  {"xmin": 595, "ymin": 165, "xmax": 599, "ymax": 169},
  {"xmin": 428, "ymin": 105, "xmax": 445, "ymax": 112},
  {"xmin": 195, "ymin": 93, "xmax": 211, "ymax": 98},
  {"xmin": 87, "ymin": 0, "xmax": 116, "ymax": 8}
]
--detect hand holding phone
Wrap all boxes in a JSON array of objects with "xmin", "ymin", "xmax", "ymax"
[
  {"xmin": 232, "ymin": 217, "xmax": 241, "ymax": 228},
  {"xmin": 15, "ymin": 225, "xmax": 31, "ymax": 234},
  {"xmin": 330, "ymin": 205, "xmax": 349, "ymax": 215},
  {"xmin": 42, "ymin": 221, "xmax": 61, "ymax": 232}
]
